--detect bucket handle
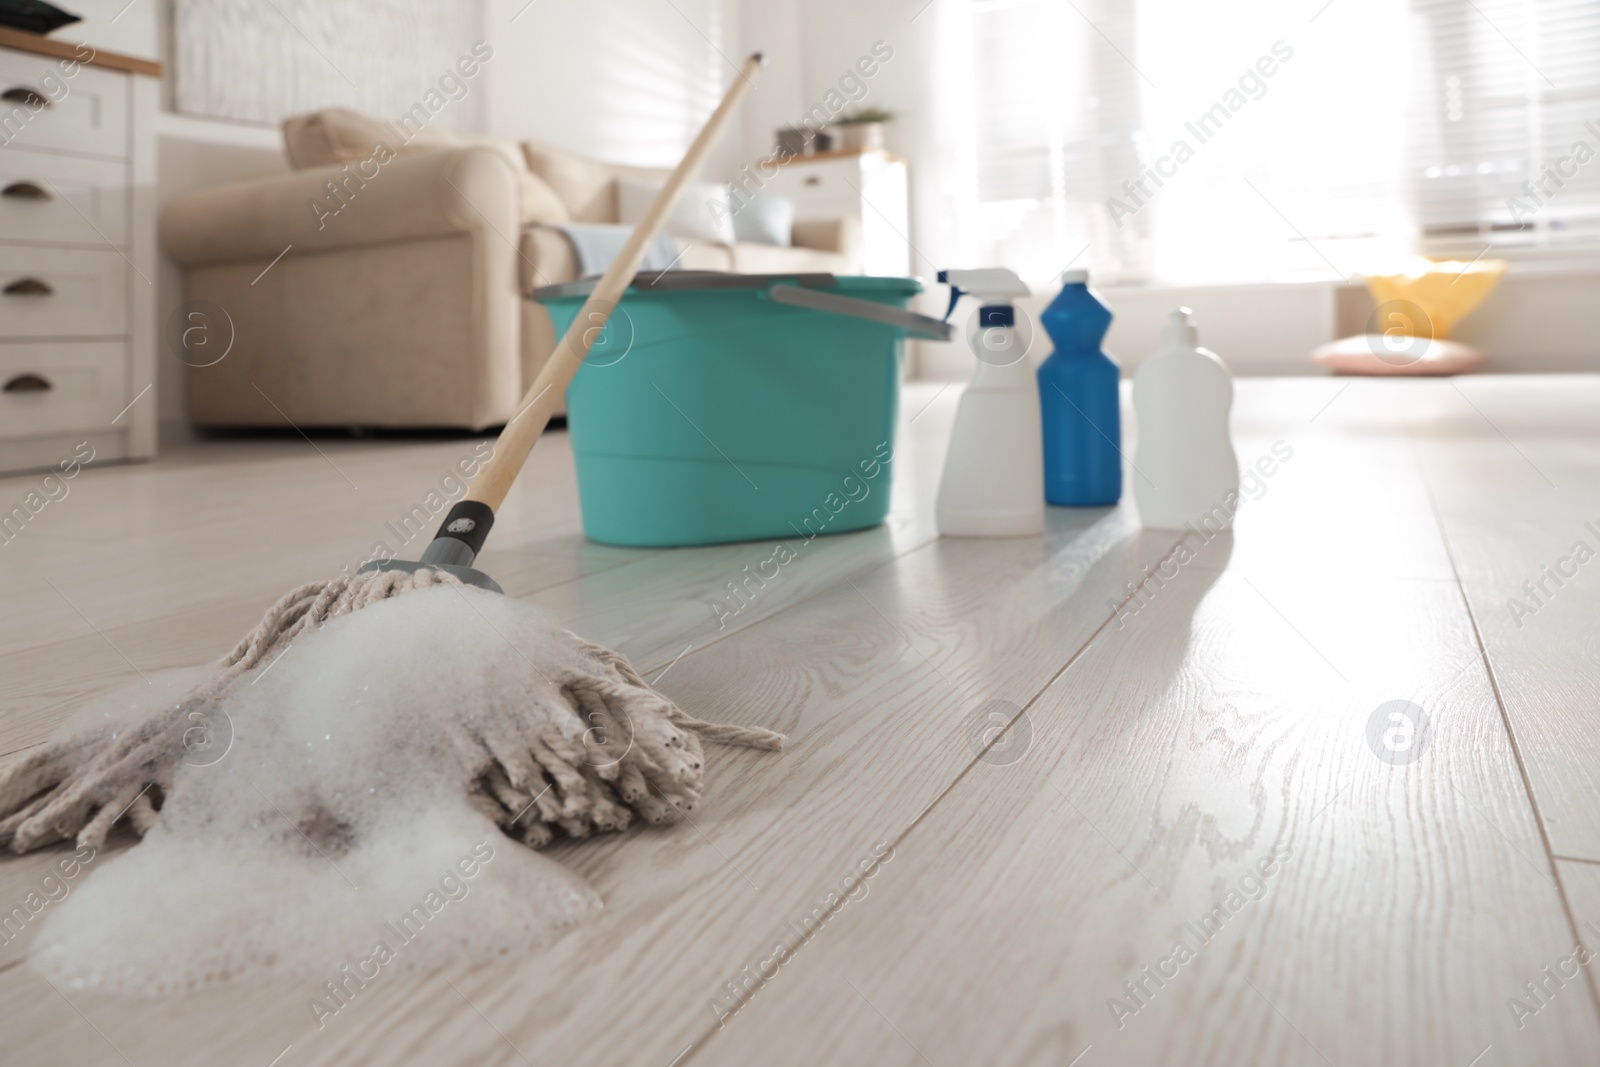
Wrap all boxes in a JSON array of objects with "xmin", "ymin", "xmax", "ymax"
[{"xmin": 768, "ymin": 285, "xmax": 953, "ymax": 342}]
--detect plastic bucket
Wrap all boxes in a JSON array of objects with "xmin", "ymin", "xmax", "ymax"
[{"xmin": 536, "ymin": 273, "xmax": 935, "ymax": 547}]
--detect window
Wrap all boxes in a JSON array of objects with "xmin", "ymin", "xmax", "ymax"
[
  {"xmin": 964, "ymin": 0, "xmax": 1142, "ymax": 284},
  {"xmin": 950, "ymin": 0, "xmax": 1600, "ymax": 286},
  {"xmin": 1410, "ymin": 0, "xmax": 1600, "ymax": 259}
]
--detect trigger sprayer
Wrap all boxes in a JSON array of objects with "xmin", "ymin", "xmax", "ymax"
[
  {"xmin": 933, "ymin": 268, "xmax": 1043, "ymax": 538},
  {"xmin": 939, "ymin": 268, "xmax": 1032, "ymax": 326}
]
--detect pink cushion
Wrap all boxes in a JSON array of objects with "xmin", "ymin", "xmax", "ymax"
[{"xmin": 1311, "ymin": 335, "xmax": 1487, "ymax": 376}]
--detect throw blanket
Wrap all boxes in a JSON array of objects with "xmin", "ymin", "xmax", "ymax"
[{"xmin": 551, "ymin": 223, "xmax": 682, "ymax": 275}]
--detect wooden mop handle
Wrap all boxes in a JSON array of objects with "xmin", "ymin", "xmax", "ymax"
[{"xmin": 466, "ymin": 53, "xmax": 766, "ymax": 511}]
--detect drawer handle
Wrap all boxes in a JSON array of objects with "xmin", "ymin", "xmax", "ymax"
[
  {"xmin": 3, "ymin": 374, "xmax": 52, "ymax": 394},
  {"xmin": 4, "ymin": 278, "xmax": 53, "ymax": 296},
  {"xmin": 2, "ymin": 181, "xmax": 50, "ymax": 200},
  {"xmin": 1, "ymin": 87, "xmax": 50, "ymax": 109},
  {"xmin": 804, "ymin": 176, "xmax": 822, "ymax": 186}
]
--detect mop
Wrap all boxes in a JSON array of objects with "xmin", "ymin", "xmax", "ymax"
[{"xmin": 0, "ymin": 53, "xmax": 782, "ymax": 858}]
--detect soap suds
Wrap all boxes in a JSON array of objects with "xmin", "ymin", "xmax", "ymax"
[{"xmin": 31, "ymin": 589, "xmax": 607, "ymax": 994}]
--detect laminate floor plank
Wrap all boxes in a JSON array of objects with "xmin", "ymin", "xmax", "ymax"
[
  {"xmin": 0, "ymin": 389, "xmax": 954, "ymax": 758},
  {"xmin": 697, "ymin": 565, "xmax": 1597, "ymax": 1067},
  {"xmin": 3, "ymin": 379, "xmax": 1597, "ymax": 1066},
  {"xmin": 1407, "ymin": 379, "xmax": 1600, "ymax": 860},
  {"xmin": 0, "ymin": 495, "xmax": 1178, "ymax": 1066}
]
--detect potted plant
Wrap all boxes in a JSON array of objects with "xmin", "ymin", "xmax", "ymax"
[{"xmin": 833, "ymin": 108, "xmax": 894, "ymax": 152}]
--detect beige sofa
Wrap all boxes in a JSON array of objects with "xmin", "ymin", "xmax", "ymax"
[{"xmin": 160, "ymin": 109, "xmax": 861, "ymax": 429}]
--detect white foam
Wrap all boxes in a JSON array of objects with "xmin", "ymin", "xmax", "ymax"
[
  {"xmin": 31, "ymin": 587, "xmax": 604, "ymax": 994},
  {"xmin": 58, "ymin": 664, "xmax": 216, "ymax": 752}
]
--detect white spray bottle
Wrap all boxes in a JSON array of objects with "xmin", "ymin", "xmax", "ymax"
[
  {"xmin": 1132, "ymin": 308, "xmax": 1239, "ymax": 530},
  {"xmin": 934, "ymin": 268, "xmax": 1044, "ymax": 538}
]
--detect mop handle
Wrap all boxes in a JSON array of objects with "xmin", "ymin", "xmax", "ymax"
[{"xmin": 463, "ymin": 53, "xmax": 765, "ymax": 513}]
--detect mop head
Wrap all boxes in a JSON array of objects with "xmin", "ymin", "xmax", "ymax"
[
  {"xmin": 22, "ymin": 578, "xmax": 789, "ymax": 993},
  {"xmin": 0, "ymin": 568, "xmax": 784, "ymax": 857}
]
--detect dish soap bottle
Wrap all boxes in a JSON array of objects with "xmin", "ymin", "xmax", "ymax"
[
  {"xmin": 934, "ymin": 268, "xmax": 1043, "ymax": 537},
  {"xmin": 1132, "ymin": 308, "xmax": 1238, "ymax": 531},
  {"xmin": 1037, "ymin": 269, "xmax": 1122, "ymax": 506}
]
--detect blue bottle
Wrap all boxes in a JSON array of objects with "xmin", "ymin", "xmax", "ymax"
[{"xmin": 1037, "ymin": 270, "xmax": 1123, "ymax": 506}]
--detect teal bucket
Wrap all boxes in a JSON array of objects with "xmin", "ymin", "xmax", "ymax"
[{"xmin": 536, "ymin": 273, "xmax": 937, "ymax": 547}]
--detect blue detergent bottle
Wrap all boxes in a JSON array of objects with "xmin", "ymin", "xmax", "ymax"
[{"xmin": 1037, "ymin": 270, "xmax": 1123, "ymax": 506}]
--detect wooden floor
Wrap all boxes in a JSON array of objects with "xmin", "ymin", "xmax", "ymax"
[{"xmin": 2, "ymin": 377, "xmax": 1599, "ymax": 1066}]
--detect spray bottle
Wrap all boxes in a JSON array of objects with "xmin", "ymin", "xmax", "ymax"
[{"xmin": 934, "ymin": 269, "xmax": 1044, "ymax": 537}]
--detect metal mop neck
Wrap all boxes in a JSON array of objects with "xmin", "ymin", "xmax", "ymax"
[{"xmin": 0, "ymin": 53, "xmax": 782, "ymax": 857}]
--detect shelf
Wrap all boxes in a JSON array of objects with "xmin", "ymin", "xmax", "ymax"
[
  {"xmin": 768, "ymin": 147, "xmax": 907, "ymax": 168},
  {"xmin": 0, "ymin": 27, "xmax": 162, "ymax": 78}
]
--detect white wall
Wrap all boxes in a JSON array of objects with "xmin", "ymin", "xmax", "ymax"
[
  {"xmin": 68, "ymin": 0, "xmax": 895, "ymax": 426},
  {"xmin": 732, "ymin": 0, "xmax": 974, "ymax": 374},
  {"xmin": 735, "ymin": 0, "xmax": 806, "ymax": 168},
  {"xmin": 68, "ymin": 0, "xmax": 754, "ymax": 429},
  {"xmin": 740, "ymin": 0, "xmax": 1600, "ymax": 379},
  {"xmin": 482, "ymin": 0, "xmax": 743, "ymax": 179},
  {"xmin": 56, "ymin": 0, "xmax": 1592, "ymax": 433},
  {"xmin": 732, "ymin": 0, "xmax": 949, "ymax": 240},
  {"xmin": 911, "ymin": 270, "xmax": 1600, "ymax": 380},
  {"xmin": 36, "ymin": 0, "xmax": 159, "ymax": 57},
  {"xmin": 1429, "ymin": 268, "xmax": 1600, "ymax": 374},
  {"xmin": 53, "ymin": 0, "xmax": 288, "ymax": 428}
]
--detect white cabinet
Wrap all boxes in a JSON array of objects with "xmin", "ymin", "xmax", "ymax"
[
  {"xmin": 0, "ymin": 246, "xmax": 130, "ymax": 337},
  {"xmin": 0, "ymin": 152, "xmax": 129, "ymax": 245},
  {"xmin": 0, "ymin": 341, "xmax": 126, "ymax": 439},
  {"xmin": 763, "ymin": 150, "xmax": 911, "ymax": 277},
  {"xmin": 0, "ymin": 35, "xmax": 159, "ymax": 475},
  {"xmin": 0, "ymin": 49, "xmax": 128, "ymax": 158}
]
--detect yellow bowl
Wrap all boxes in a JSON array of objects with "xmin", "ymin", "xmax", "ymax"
[{"xmin": 1363, "ymin": 257, "xmax": 1507, "ymax": 339}]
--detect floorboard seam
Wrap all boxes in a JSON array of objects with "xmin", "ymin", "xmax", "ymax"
[
  {"xmin": 669, "ymin": 528, "xmax": 1189, "ymax": 1065},
  {"xmin": 1410, "ymin": 427, "xmax": 1600, "ymax": 1025},
  {"xmin": 630, "ymin": 533, "xmax": 943, "ymax": 676}
]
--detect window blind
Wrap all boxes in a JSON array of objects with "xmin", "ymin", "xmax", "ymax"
[
  {"xmin": 958, "ymin": 0, "xmax": 1600, "ymax": 285},
  {"xmin": 967, "ymin": 0, "xmax": 1145, "ymax": 283},
  {"xmin": 1410, "ymin": 0, "xmax": 1600, "ymax": 257}
]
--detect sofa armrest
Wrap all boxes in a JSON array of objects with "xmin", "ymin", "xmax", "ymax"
[
  {"xmin": 518, "ymin": 224, "xmax": 580, "ymax": 294},
  {"xmin": 161, "ymin": 146, "xmax": 522, "ymax": 268}
]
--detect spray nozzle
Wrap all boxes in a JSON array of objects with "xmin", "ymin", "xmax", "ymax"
[{"xmin": 938, "ymin": 268, "xmax": 1030, "ymax": 324}]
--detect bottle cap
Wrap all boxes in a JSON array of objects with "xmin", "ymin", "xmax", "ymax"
[
  {"xmin": 1163, "ymin": 307, "xmax": 1199, "ymax": 348},
  {"xmin": 1061, "ymin": 269, "xmax": 1089, "ymax": 285}
]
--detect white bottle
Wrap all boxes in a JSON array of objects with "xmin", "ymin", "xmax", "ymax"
[
  {"xmin": 1132, "ymin": 309, "xmax": 1238, "ymax": 531},
  {"xmin": 935, "ymin": 269, "xmax": 1044, "ymax": 538}
]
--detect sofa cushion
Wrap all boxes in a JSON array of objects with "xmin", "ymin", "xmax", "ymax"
[
  {"xmin": 617, "ymin": 176, "xmax": 735, "ymax": 244},
  {"xmin": 284, "ymin": 107, "xmax": 517, "ymax": 169},
  {"xmin": 728, "ymin": 241, "xmax": 850, "ymax": 275},
  {"xmin": 676, "ymin": 241, "xmax": 734, "ymax": 272},
  {"xmin": 732, "ymin": 194, "xmax": 796, "ymax": 247},
  {"xmin": 283, "ymin": 108, "xmax": 568, "ymax": 224},
  {"xmin": 521, "ymin": 139, "xmax": 670, "ymax": 223},
  {"xmin": 516, "ymin": 227, "xmax": 732, "ymax": 295}
]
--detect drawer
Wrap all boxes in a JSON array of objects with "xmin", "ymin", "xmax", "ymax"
[
  {"xmin": 767, "ymin": 160, "xmax": 868, "ymax": 202},
  {"xmin": 0, "ymin": 151, "xmax": 127, "ymax": 245},
  {"xmin": 0, "ymin": 49, "xmax": 127, "ymax": 159},
  {"xmin": 0, "ymin": 341, "xmax": 127, "ymax": 439},
  {"xmin": 0, "ymin": 246, "xmax": 129, "ymax": 337}
]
